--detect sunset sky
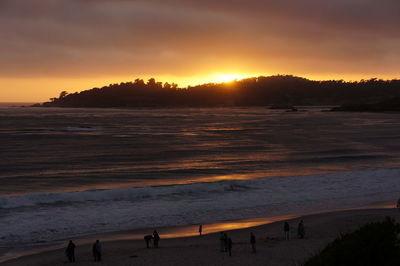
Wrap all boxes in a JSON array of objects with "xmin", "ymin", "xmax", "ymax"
[{"xmin": 1, "ymin": 0, "xmax": 399, "ymax": 102}]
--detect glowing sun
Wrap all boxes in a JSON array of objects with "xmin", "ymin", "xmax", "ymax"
[{"xmin": 212, "ymin": 73, "xmax": 251, "ymax": 83}]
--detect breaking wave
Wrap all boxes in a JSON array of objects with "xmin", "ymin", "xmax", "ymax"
[{"xmin": 0, "ymin": 168, "xmax": 399, "ymax": 246}]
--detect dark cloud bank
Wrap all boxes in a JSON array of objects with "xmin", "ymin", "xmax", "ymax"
[{"xmin": 0, "ymin": 0, "xmax": 399, "ymax": 78}]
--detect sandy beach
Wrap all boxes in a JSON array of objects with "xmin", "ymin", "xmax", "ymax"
[
  {"xmin": 3, "ymin": 0, "xmax": 400, "ymax": 263},
  {"xmin": 1, "ymin": 207, "xmax": 398, "ymax": 266}
]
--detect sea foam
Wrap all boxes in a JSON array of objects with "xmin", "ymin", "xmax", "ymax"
[{"xmin": 0, "ymin": 168, "xmax": 399, "ymax": 246}]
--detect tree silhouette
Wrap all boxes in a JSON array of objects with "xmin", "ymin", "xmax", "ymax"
[
  {"xmin": 39, "ymin": 76, "xmax": 400, "ymax": 108},
  {"xmin": 59, "ymin": 91, "xmax": 68, "ymax": 98}
]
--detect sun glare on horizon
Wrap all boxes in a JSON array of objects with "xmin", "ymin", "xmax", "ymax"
[{"xmin": 210, "ymin": 73, "xmax": 254, "ymax": 84}]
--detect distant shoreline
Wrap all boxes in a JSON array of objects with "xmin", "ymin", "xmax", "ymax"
[
  {"xmin": 0, "ymin": 103, "xmax": 35, "ymax": 107},
  {"xmin": 35, "ymin": 76, "xmax": 400, "ymax": 109},
  {"xmin": 2, "ymin": 104, "xmax": 337, "ymax": 112}
]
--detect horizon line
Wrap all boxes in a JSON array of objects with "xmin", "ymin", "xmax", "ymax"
[{"xmin": 2, "ymin": 74, "xmax": 400, "ymax": 103}]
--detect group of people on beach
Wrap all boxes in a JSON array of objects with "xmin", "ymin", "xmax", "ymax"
[
  {"xmin": 64, "ymin": 239, "xmax": 102, "ymax": 263},
  {"xmin": 219, "ymin": 232, "xmax": 233, "ymax": 256},
  {"xmin": 144, "ymin": 230, "xmax": 161, "ymax": 248},
  {"xmin": 284, "ymin": 220, "xmax": 305, "ymax": 240},
  {"xmin": 218, "ymin": 231, "xmax": 257, "ymax": 256},
  {"xmin": 64, "ymin": 220, "xmax": 306, "ymax": 262},
  {"xmin": 217, "ymin": 219, "xmax": 305, "ymax": 258}
]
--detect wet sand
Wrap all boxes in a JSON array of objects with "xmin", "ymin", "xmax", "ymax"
[{"xmin": 1, "ymin": 208, "xmax": 398, "ymax": 266}]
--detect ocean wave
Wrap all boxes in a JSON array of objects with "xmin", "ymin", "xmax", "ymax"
[
  {"xmin": 61, "ymin": 126, "xmax": 103, "ymax": 132},
  {"xmin": 0, "ymin": 181, "xmax": 254, "ymax": 209},
  {"xmin": 0, "ymin": 168, "xmax": 399, "ymax": 210},
  {"xmin": 0, "ymin": 168, "xmax": 399, "ymax": 246}
]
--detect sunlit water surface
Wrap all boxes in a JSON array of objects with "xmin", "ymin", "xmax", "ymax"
[{"xmin": 1, "ymin": 106, "xmax": 400, "ymax": 249}]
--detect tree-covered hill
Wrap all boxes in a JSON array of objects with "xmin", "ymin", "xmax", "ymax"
[{"xmin": 37, "ymin": 75, "xmax": 400, "ymax": 108}]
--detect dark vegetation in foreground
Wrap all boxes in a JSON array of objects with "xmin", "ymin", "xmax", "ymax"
[
  {"xmin": 36, "ymin": 75, "xmax": 400, "ymax": 108},
  {"xmin": 303, "ymin": 217, "xmax": 400, "ymax": 266}
]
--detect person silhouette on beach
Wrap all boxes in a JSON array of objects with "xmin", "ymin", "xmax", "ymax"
[
  {"xmin": 219, "ymin": 232, "xmax": 225, "ymax": 252},
  {"xmin": 92, "ymin": 241, "xmax": 97, "ymax": 261},
  {"xmin": 92, "ymin": 240, "xmax": 102, "ymax": 262},
  {"xmin": 153, "ymin": 230, "xmax": 160, "ymax": 248},
  {"xmin": 297, "ymin": 220, "xmax": 305, "ymax": 239},
  {"xmin": 250, "ymin": 232, "xmax": 256, "ymax": 253},
  {"xmin": 199, "ymin": 224, "xmax": 202, "ymax": 236},
  {"xmin": 397, "ymin": 198, "xmax": 400, "ymax": 211},
  {"xmin": 284, "ymin": 222, "xmax": 290, "ymax": 240},
  {"xmin": 66, "ymin": 240, "xmax": 76, "ymax": 262},
  {"xmin": 227, "ymin": 237, "xmax": 232, "ymax": 257},
  {"xmin": 144, "ymin": 234, "xmax": 153, "ymax": 248},
  {"xmin": 224, "ymin": 233, "xmax": 228, "ymax": 252}
]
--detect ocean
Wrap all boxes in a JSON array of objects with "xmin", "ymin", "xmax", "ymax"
[{"xmin": 1, "ymin": 105, "xmax": 400, "ymax": 249}]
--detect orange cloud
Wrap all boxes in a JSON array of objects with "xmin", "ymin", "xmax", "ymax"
[{"xmin": 0, "ymin": 0, "xmax": 399, "ymax": 101}]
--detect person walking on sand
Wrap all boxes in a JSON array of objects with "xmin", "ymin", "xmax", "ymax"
[
  {"xmin": 397, "ymin": 198, "xmax": 400, "ymax": 211},
  {"xmin": 284, "ymin": 222, "xmax": 290, "ymax": 240},
  {"xmin": 93, "ymin": 240, "xmax": 102, "ymax": 261},
  {"xmin": 144, "ymin": 234, "xmax": 153, "ymax": 248},
  {"xmin": 219, "ymin": 232, "xmax": 225, "ymax": 252},
  {"xmin": 297, "ymin": 220, "xmax": 305, "ymax": 239},
  {"xmin": 250, "ymin": 232, "xmax": 256, "ymax": 253},
  {"xmin": 227, "ymin": 237, "xmax": 232, "ymax": 257},
  {"xmin": 65, "ymin": 240, "xmax": 76, "ymax": 262},
  {"xmin": 153, "ymin": 230, "xmax": 160, "ymax": 248},
  {"xmin": 199, "ymin": 224, "xmax": 202, "ymax": 236},
  {"xmin": 92, "ymin": 241, "xmax": 97, "ymax": 261},
  {"xmin": 224, "ymin": 233, "xmax": 228, "ymax": 252}
]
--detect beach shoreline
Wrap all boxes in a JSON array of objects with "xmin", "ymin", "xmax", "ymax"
[{"xmin": 1, "ymin": 206, "xmax": 398, "ymax": 266}]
